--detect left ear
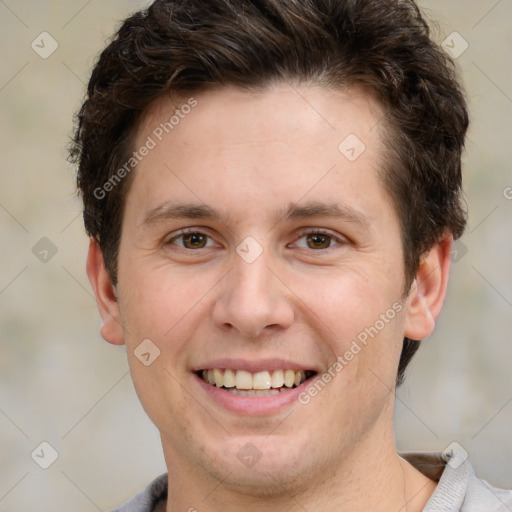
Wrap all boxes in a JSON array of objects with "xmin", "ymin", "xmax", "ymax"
[{"xmin": 403, "ymin": 234, "xmax": 453, "ymax": 341}]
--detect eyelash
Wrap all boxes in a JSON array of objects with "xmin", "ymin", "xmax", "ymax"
[
  {"xmin": 165, "ymin": 229, "xmax": 217, "ymax": 250},
  {"xmin": 166, "ymin": 228, "xmax": 345, "ymax": 251},
  {"xmin": 292, "ymin": 229, "xmax": 344, "ymax": 250}
]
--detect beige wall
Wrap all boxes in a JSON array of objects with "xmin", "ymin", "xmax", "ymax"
[{"xmin": 0, "ymin": 1, "xmax": 510, "ymax": 509}]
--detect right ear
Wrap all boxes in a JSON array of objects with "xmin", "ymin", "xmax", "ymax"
[{"xmin": 86, "ymin": 238, "xmax": 125, "ymax": 345}]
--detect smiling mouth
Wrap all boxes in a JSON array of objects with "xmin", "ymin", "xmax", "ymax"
[{"xmin": 198, "ymin": 368, "xmax": 316, "ymax": 397}]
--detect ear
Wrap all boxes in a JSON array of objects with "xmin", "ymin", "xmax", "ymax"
[
  {"xmin": 403, "ymin": 234, "xmax": 453, "ymax": 341},
  {"xmin": 86, "ymin": 238, "xmax": 125, "ymax": 345}
]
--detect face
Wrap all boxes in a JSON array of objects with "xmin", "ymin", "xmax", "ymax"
[{"xmin": 90, "ymin": 84, "xmax": 445, "ymax": 493}]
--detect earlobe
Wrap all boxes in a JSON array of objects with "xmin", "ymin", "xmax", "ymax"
[
  {"xmin": 86, "ymin": 239, "xmax": 125, "ymax": 345},
  {"xmin": 403, "ymin": 235, "xmax": 453, "ymax": 341}
]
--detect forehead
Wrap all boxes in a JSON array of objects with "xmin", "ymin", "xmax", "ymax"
[
  {"xmin": 127, "ymin": 84, "xmax": 391, "ymax": 225},
  {"xmin": 140, "ymin": 84, "xmax": 384, "ymax": 150}
]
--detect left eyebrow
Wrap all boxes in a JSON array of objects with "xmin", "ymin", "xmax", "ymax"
[{"xmin": 281, "ymin": 201, "xmax": 370, "ymax": 228}]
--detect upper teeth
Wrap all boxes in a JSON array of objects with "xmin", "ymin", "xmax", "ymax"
[{"xmin": 201, "ymin": 369, "xmax": 308, "ymax": 390}]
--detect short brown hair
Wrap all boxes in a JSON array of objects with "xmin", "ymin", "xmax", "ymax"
[{"xmin": 70, "ymin": 0, "xmax": 469, "ymax": 384}]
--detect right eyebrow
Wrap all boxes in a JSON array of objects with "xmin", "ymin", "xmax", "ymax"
[{"xmin": 139, "ymin": 202, "xmax": 225, "ymax": 229}]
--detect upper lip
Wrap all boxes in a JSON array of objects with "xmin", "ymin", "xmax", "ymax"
[{"xmin": 191, "ymin": 358, "xmax": 319, "ymax": 373}]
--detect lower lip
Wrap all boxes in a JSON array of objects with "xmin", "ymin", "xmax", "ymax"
[{"xmin": 193, "ymin": 373, "xmax": 313, "ymax": 416}]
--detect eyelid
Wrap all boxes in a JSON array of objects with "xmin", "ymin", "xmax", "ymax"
[
  {"xmin": 165, "ymin": 228, "xmax": 220, "ymax": 248},
  {"xmin": 164, "ymin": 227, "xmax": 347, "ymax": 251},
  {"xmin": 290, "ymin": 228, "xmax": 347, "ymax": 249}
]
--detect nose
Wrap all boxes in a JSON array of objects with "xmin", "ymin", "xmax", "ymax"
[{"xmin": 211, "ymin": 252, "xmax": 295, "ymax": 339}]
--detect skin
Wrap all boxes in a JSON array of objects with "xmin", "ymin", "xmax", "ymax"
[{"xmin": 87, "ymin": 84, "xmax": 452, "ymax": 511}]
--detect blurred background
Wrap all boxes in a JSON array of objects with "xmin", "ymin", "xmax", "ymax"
[{"xmin": 0, "ymin": 0, "xmax": 511, "ymax": 510}]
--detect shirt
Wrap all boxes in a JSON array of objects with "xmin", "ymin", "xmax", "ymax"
[{"xmin": 111, "ymin": 449, "xmax": 512, "ymax": 511}]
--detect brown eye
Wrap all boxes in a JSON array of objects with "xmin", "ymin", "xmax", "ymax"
[
  {"xmin": 166, "ymin": 230, "xmax": 220, "ymax": 252},
  {"xmin": 182, "ymin": 232, "xmax": 208, "ymax": 249},
  {"xmin": 306, "ymin": 233, "xmax": 333, "ymax": 249}
]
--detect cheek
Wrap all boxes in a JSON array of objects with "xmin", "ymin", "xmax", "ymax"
[
  {"xmin": 117, "ymin": 267, "xmax": 205, "ymax": 431},
  {"xmin": 290, "ymin": 265, "xmax": 400, "ymax": 342},
  {"xmin": 289, "ymin": 266, "xmax": 406, "ymax": 399},
  {"xmin": 118, "ymin": 262, "xmax": 216, "ymax": 343}
]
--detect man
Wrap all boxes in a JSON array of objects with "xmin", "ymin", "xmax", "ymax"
[{"xmin": 70, "ymin": 0, "xmax": 512, "ymax": 510}]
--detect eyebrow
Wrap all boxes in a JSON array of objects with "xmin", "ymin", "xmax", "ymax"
[
  {"xmin": 140, "ymin": 203, "xmax": 223, "ymax": 228},
  {"xmin": 140, "ymin": 200, "xmax": 369, "ymax": 229},
  {"xmin": 282, "ymin": 201, "xmax": 369, "ymax": 227}
]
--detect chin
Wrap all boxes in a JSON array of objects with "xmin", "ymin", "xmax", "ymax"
[
  {"xmin": 213, "ymin": 461, "xmax": 314, "ymax": 498},
  {"xmin": 199, "ymin": 435, "xmax": 322, "ymax": 496}
]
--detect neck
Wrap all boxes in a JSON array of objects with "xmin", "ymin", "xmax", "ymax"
[{"xmin": 161, "ymin": 428, "xmax": 436, "ymax": 512}]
